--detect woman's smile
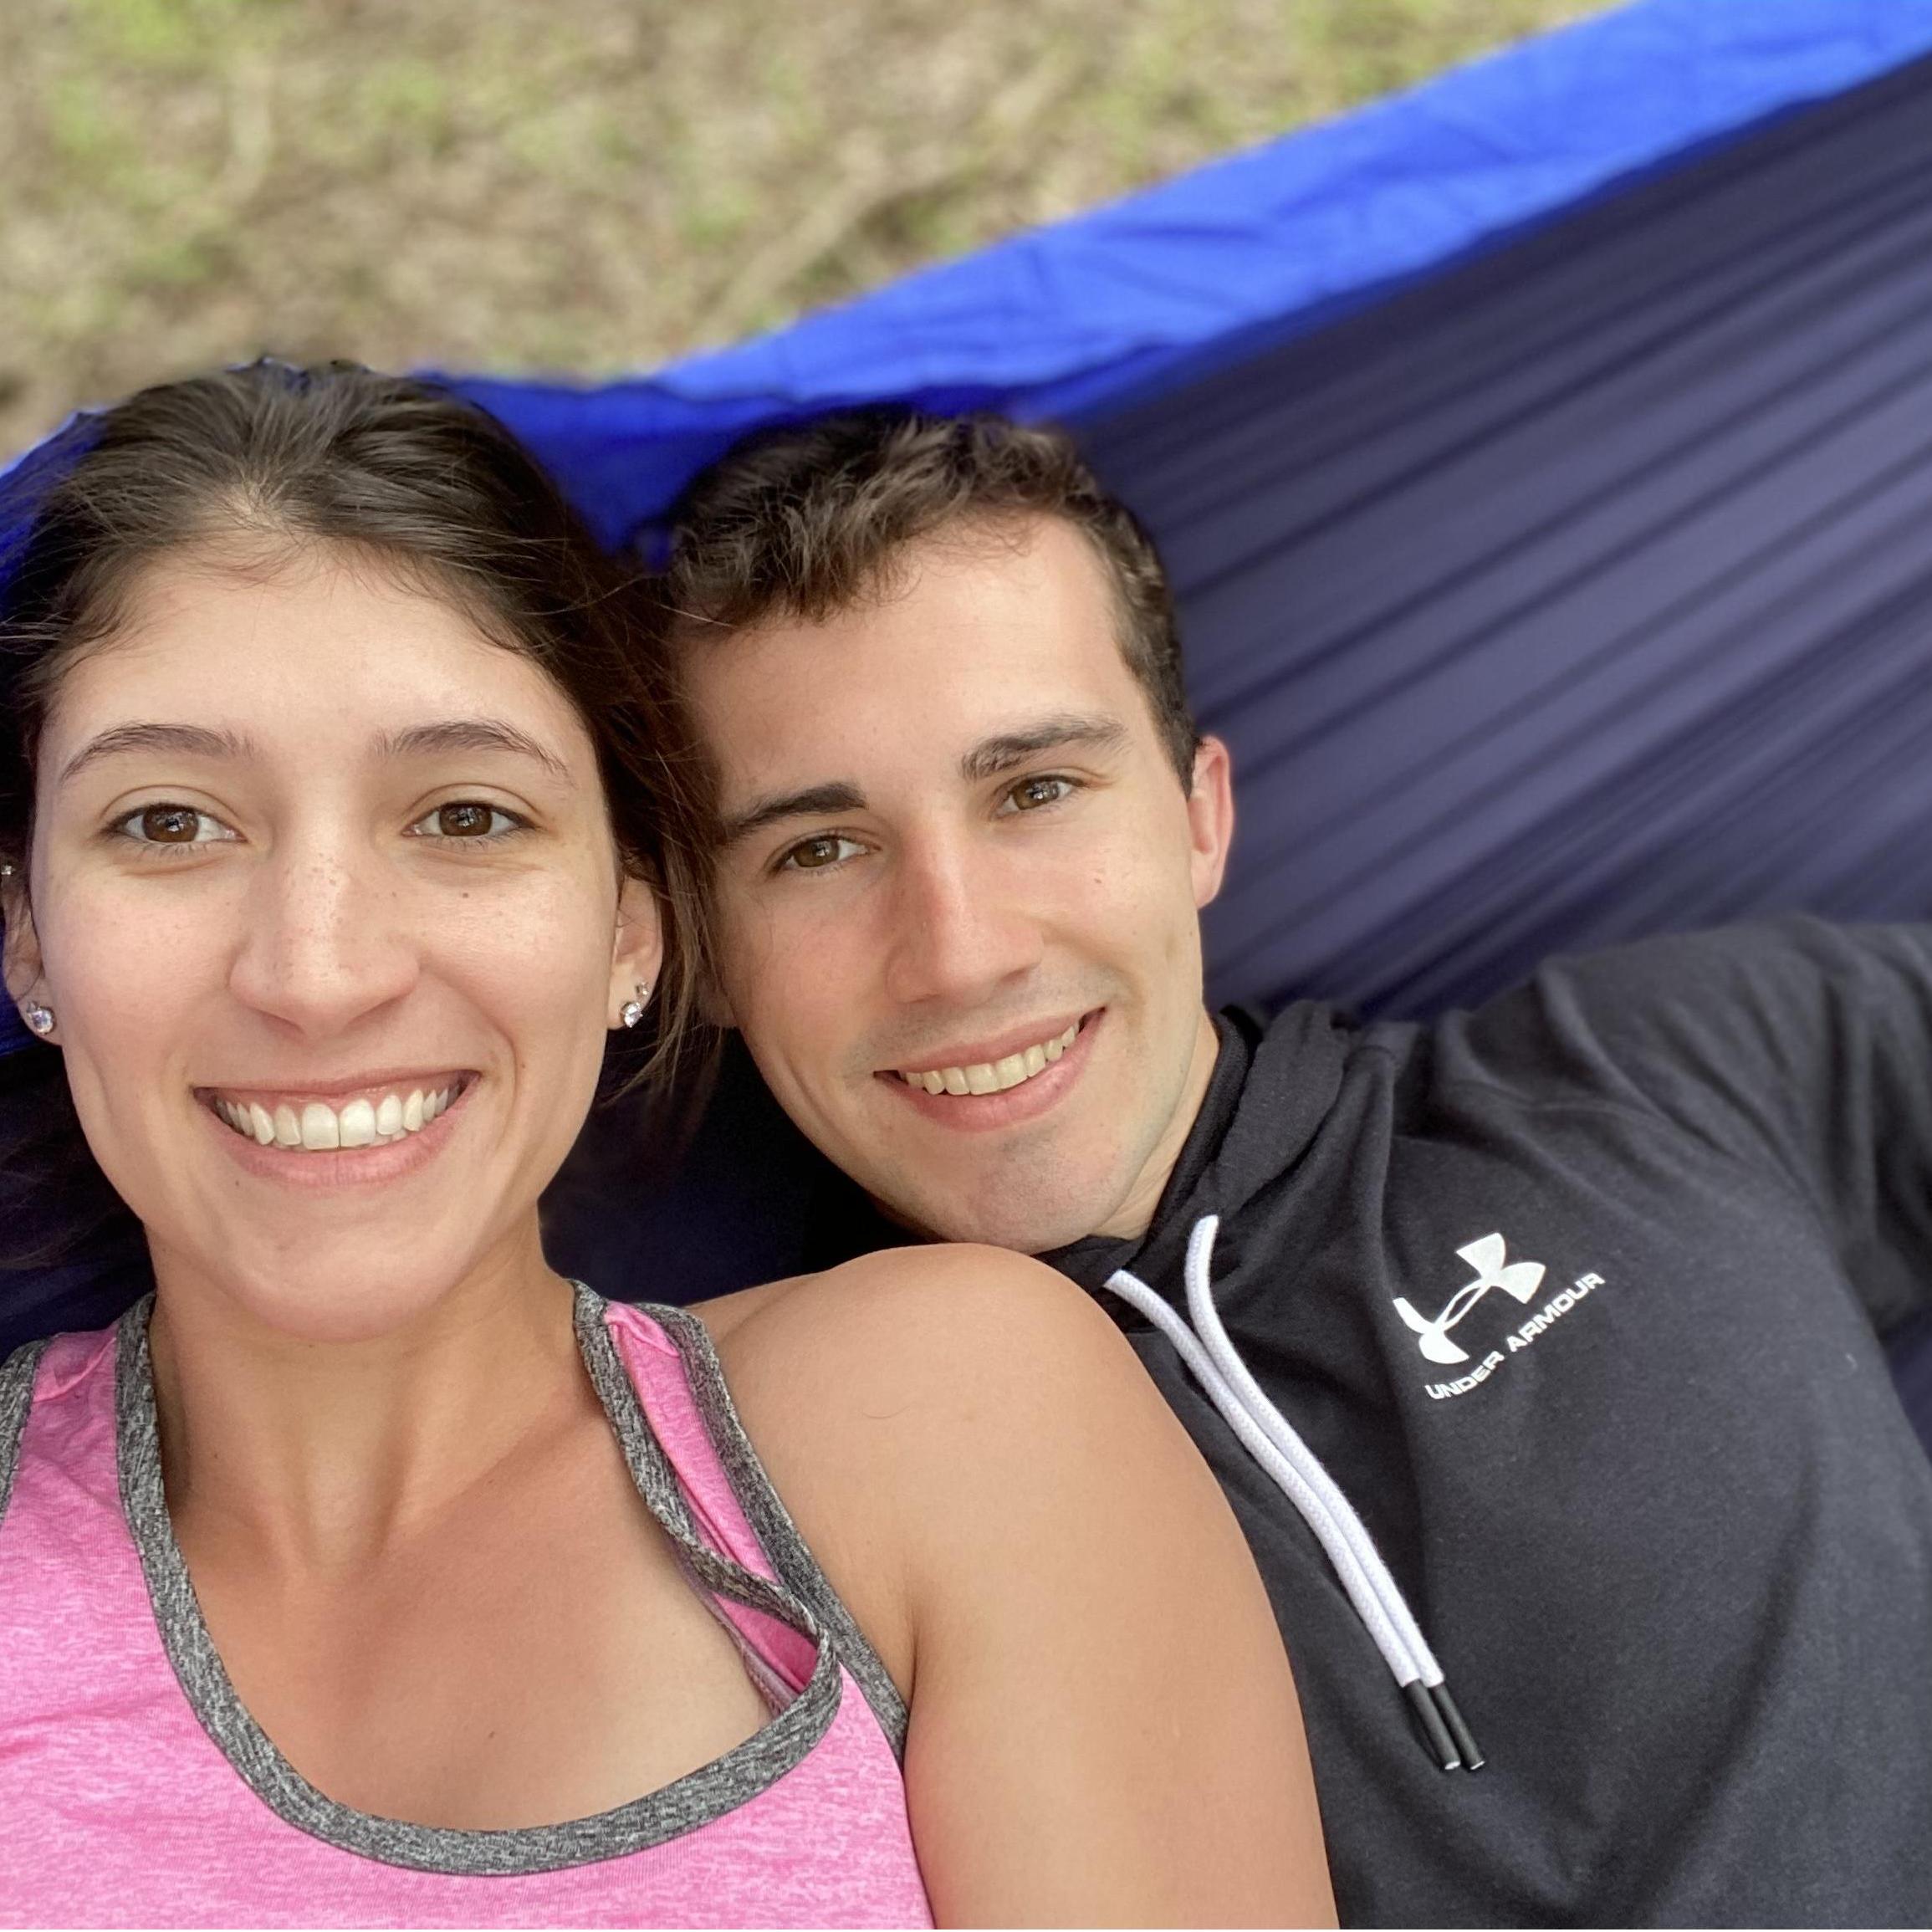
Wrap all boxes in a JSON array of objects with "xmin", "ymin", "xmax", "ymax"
[
  {"xmin": 192, "ymin": 1068, "xmax": 482, "ymax": 1188},
  {"xmin": 201, "ymin": 1071, "xmax": 475, "ymax": 1150}
]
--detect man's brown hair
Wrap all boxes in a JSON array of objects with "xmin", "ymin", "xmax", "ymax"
[{"xmin": 659, "ymin": 407, "xmax": 1202, "ymax": 785}]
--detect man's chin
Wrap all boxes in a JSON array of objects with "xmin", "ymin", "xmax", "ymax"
[{"xmin": 874, "ymin": 1168, "xmax": 1133, "ymax": 1256}]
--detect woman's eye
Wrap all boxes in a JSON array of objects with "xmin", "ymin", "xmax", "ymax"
[
  {"xmin": 999, "ymin": 774, "xmax": 1076, "ymax": 815},
  {"xmin": 112, "ymin": 805, "xmax": 234, "ymax": 847},
  {"xmin": 779, "ymin": 834, "xmax": 864, "ymax": 872},
  {"xmin": 408, "ymin": 801, "xmax": 525, "ymax": 841}
]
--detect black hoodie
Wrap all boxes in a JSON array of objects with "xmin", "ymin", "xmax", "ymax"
[{"xmin": 1046, "ymin": 917, "xmax": 1932, "ymax": 1927}]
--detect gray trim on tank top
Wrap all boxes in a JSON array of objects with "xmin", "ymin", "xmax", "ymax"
[
  {"xmin": 0, "ymin": 1337, "xmax": 50, "ymax": 1534},
  {"xmin": 645, "ymin": 1302, "xmax": 912, "ymax": 1761},
  {"xmin": 115, "ymin": 1289, "xmax": 845, "ymax": 1878}
]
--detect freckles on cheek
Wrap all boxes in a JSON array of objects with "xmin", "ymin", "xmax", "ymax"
[
  {"xmin": 460, "ymin": 884, "xmax": 609, "ymax": 1003},
  {"xmin": 49, "ymin": 889, "xmax": 223, "ymax": 1026}
]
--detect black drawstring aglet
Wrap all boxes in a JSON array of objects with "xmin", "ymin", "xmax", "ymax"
[
  {"xmin": 1403, "ymin": 1679, "xmax": 1462, "ymax": 1771},
  {"xmin": 1402, "ymin": 1681, "xmax": 1485, "ymax": 1771},
  {"xmin": 1431, "ymin": 1682, "xmax": 1485, "ymax": 1771}
]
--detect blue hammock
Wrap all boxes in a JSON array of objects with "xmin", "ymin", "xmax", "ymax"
[
  {"xmin": 443, "ymin": 0, "xmax": 1932, "ymax": 1028},
  {"xmin": 6, "ymin": 0, "xmax": 1932, "ymax": 1399}
]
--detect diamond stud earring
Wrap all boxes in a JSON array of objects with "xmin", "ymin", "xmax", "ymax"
[
  {"xmin": 23, "ymin": 1001, "xmax": 54, "ymax": 1037},
  {"xmin": 620, "ymin": 981, "xmax": 652, "ymax": 1030}
]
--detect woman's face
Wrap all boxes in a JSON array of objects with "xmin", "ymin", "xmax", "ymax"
[{"xmin": 7, "ymin": 543, "xmax": 660, "ymax": 1341}]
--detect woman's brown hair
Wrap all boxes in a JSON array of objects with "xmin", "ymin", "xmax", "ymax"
[{"xmin": 0, "ymin": 359, "xmax": 708, "ymax": 1277}]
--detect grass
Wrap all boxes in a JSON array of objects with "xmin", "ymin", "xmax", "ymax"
[{"xmin": 0, "ymin": 0, "xmax": 1606, "ymax": 459}]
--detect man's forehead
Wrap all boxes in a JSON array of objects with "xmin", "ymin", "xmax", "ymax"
[{"xmin": 687, "ymin": 519, "xmax": 1144, "ymax": 784}]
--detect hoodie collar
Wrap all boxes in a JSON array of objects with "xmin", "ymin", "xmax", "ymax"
[{"xmin": 1044, "ymin": 999, "xmax": 1351, "ymax": 1302}]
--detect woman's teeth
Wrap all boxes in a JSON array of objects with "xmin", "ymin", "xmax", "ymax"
[
  {"xmin": 899, "ymin": 1021, "xmax": 1080, "ymax": 1096},
  {"xmin": 211, "ymin": 1083, "xmax": 460, "ymax": 1151}
]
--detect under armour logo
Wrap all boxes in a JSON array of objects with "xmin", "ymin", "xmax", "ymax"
[{"xmin": 1393, "ymin": 1233, "xmax": 1546, "ymax": 1365}]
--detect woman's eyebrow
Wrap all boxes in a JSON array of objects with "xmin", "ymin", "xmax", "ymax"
[
  {"xmin": 376, "ymin": 719, "xmax": 574, "ymax": 784},
  {"xmin": 59, "ymin": 723, "xmax": 252, "ymax": 786},
  {"xmin": 59, "ymin": 718, "xmax": 574, "ymax": 788}
]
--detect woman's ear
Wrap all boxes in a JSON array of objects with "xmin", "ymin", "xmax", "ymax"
[
  {"xmin": 608, "ymin": 873, "xmax": 667, "ymax": 1029},
  {"xmin": 0, "ymin": 866, "xmax": 45, "ymax": 1011}
]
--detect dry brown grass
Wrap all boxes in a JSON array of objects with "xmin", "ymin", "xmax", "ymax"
[{"xmin": 0, "ymin": 0, "xmax": 1604, "ymax": 459}]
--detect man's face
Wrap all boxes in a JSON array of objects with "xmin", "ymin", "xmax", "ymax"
[{"xmin": 687, "ymin": 515, "xmax": 1233, "ymax": 1252}]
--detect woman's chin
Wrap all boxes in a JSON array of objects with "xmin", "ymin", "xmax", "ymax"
[{"xmin": 151, "ymin": 1222, "xmax": 530, "ymax": 1348}]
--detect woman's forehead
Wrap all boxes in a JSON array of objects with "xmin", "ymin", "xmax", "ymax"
[{"xmin": 43, "ymin": 545, "xmax": 593, "ymax": 772}]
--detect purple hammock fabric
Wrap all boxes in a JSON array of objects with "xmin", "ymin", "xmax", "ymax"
[
  {"xmin": 3, "ymin": 17, "xmax": 1929, "ymax": 1452},
  {"xmin": 520, "ymin": 50, "xmax": 1932, "ymax": 1449}
]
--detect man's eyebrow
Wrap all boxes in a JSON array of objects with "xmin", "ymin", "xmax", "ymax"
[
  {"xmin": 376, "ymin": 719, "xmax": 573, "ymax": 784},
  {"xmin": 959, "ymin": 713, "xmax": 1130, "ymax": 782},
  {"xmin": 717, "ymin": 716, "xmax": 1129, "ymax": 844},
  {"xmin": 721, "ymin": 782, "xmax": 867, "ymax": 846},
  {"xmin": 59, "ymin": 723, "xmax": 253, "ymax": 786}
]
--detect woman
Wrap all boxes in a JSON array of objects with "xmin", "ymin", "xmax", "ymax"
[{"xmin": 0, "ymin": 363, "xmax": 1331, "ymax": 1927}]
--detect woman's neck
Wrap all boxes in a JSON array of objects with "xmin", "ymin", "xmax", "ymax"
[{"xmin": 143, "ymin": 1228, "xmax": 590, "ymax": 1576}]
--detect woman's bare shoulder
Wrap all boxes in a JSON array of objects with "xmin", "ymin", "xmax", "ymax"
[
  {"xmin": 693, "ymin": 1242, "xmax": 1142, "ymax": 1427},
  {"xmin": 689, "ymin": 1242, "xmax": 1204, "ymax": 1589},
  {"xmin": 685, "ymin": 1245, "xmax": 1218, "ymax": 1705}
]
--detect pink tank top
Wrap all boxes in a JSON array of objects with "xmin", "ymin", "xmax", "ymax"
[{"xmin": 0, "ymin": 1289, "xmax": 934, "ymax": 1929}]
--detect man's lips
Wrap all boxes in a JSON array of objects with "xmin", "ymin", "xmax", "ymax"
[
  {"xmin": 889, "ymin": 1015, "xmax": 1086, "ymax": 1096},
  {"xmin": 877, "ymin": 1011, "xmax": 1101, "ymax": 1132}
]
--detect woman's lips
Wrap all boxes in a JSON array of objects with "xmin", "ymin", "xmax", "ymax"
[
  {"xmin": 196, "ymin": 1073, "xmax": 478, "ymax": 1186},
  {"xmin": 202, "ymin": 1074, "xmax": 472, "ymax": 1152}
]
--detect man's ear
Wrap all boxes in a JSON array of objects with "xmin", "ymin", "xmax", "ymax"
[
  {"xmin": 609, "ymin": 873, "xmax": 667, "ymax": 1026},
  {"xmin": 1186, "ymin": 734, "xmax": 1235, "ymax": 910}
]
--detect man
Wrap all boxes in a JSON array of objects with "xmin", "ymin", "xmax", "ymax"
[{"xmin": 651, "ymin": 407, "xmax": 1932, "ymax": 1925}]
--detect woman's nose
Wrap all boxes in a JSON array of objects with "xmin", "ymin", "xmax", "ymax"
[{"xmin": 227, "ymin": 842, "xmax": 420, "ymax": 1038}]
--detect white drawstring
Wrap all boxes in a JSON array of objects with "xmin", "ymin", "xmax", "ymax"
[
  {"xmin": 1102, "ymin": 1251, "xmax": 1425, "ymax": 1686},
  {"xmin": 1178, "ymin": 1217, "xmax": 1446, "ymax": 1688},
  {"xmin": 1103, "ymin": 1214, "xmax": 1483, "ymax": 1771}
]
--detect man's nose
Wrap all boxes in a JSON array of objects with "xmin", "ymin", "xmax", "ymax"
[
  {"xmin": 881, "ymin": 832, "xmax": 1045, "ymax": 1009},
  {"xmin": 227, "ymin": 840, "xmax": 420, "ymax": 1039}
]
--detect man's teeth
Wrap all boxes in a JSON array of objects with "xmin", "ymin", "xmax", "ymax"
[
  {"xmin": 899, "ymin": 1022, "xmax": 1079, "ymax": 1096},
  {"xmin": 212, "ymin": 1083, "xmax": 459, "ymax": 1150}
]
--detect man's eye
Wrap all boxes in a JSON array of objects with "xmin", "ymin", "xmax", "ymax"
[
  {"xmin": 999, "ymin": 775, "xmax": 1076, "ymax": 815},
  {"xmin": 406, "ymin": 801, "xmax": 526, "ymax": 842},
  {"xmin": 111, "ymin": 805, "xmax": 235, "ymax": 847},
  {"xmin": 779, "ymin": 834, "xmax": 864, "ymax": 871}
]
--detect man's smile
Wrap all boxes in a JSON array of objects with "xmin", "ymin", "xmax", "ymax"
[
  {"xmin": 876, "ymin": 1011, "xmax": 1102, "ymax": 1132},
  {"xmin": 892, "ymin": 1016, "xmax": 1084, "ymax": 1095}
]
